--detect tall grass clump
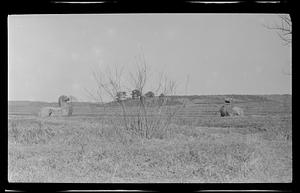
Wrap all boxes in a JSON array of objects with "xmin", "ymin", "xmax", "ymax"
[{"xmin": 8, "ymin": 119, "xmax": 56, "ymax": 145}]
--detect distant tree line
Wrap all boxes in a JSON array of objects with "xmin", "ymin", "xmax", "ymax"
[{"xmin": 115, "ymin": 89, "xmax": 163, "ymax": 102}]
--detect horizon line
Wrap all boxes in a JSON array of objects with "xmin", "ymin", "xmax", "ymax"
[{"xmin": 8, "ymin": 93, "xmax": 292, "ymax": 103}]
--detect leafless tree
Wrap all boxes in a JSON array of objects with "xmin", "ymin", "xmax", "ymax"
[
  {"xmin": 264, "ymin": 15, "xmax": 292, "ymax": 46},
  {"xmin": 155, "ymin": 71, "xmax": 177, "ymax": 96},
  {"xmin": 264, "ymin": 15, "xmax": 292, "ymax": 76},
  {"xmin": 129, "ymin": 53, "xmax": 148, "ymax": 95},
  {"xmin": 88, "ymin": 52, "xmax": 188, "ymax": 139},
  {"xmin": 84, "ymin": 63, "xmax": 125, "ymax": 103},
  {"xmin": 87, "ymin": 63, "xmax": 130, "ymax": 128}
]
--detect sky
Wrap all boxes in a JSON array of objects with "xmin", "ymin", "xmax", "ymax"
[{"xmin": 8, "ymin": 14, "xmax": 292, "ymax": 102}]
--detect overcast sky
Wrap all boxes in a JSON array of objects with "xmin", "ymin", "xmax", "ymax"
[{"xmin": 8, "ymin": 14, "xmax": 292, "ymax": 102}]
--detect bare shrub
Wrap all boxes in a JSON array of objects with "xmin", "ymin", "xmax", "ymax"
[{"xmin": 89, "ymin": 53, "xmax": 188, "ymax": 140}]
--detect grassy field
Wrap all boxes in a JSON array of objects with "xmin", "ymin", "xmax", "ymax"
[{"xmin": 8, "ymin": 94, "xmax": 292, "ymax": 183}]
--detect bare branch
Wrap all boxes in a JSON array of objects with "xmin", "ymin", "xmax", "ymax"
[
  {"xmin": 279, "ymin": 15, "xmax": 292, "ymax": 28},
  {"xmin": 263, "ymin": 15, "xmax": 292, "ymax": 45},
  {"xmin": 83, "ymin": 87, "xmax": 99, "ymax": 102},
  {"xmin": 168, "ymin": 79, "xmax": 177, "ymax": 95},
  {"xmin": 184, "ymin": 74, "xmax": 190, "ymax": 96},
  {"xmin": 129, "ymin": 54, "xmax": 148, "ymax": 94}
]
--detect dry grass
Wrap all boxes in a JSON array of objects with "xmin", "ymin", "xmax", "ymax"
[
  {"xmin": 8, "ymin": 95, "xmax": 292, "ymax": 182},
  {"xmin": 8, "ymin": 111, "xmax": 292, "ymax": 183}
]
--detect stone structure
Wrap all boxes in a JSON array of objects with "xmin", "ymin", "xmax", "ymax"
[
  {"xmin": 219, "ymin": 98, "xmax": 244, "ymax": 117},
  {"xmin": 39, "ymin": 95, "xmax": 73, "ymax": 117}
]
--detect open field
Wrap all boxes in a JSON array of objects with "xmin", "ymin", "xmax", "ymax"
[{"xmin": 8, "ymin": 95, "xmax": 292, "ymax": 183}]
